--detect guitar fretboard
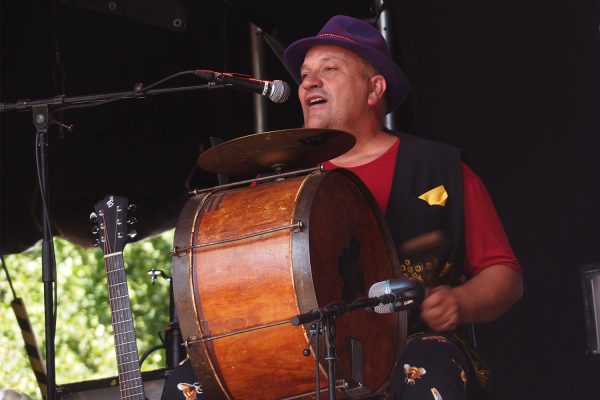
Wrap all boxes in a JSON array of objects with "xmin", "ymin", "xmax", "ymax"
[{"xmin": 104, "ymin": 252, "xmax": 145, "ymax": 400}]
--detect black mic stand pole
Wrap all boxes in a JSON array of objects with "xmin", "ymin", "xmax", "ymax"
[
  {"xmin": 0, "ymin": 83, "xmax": 231, "ymax": 113},
  {"xmin": 33, "ymin": 105, "xmax": 56, "ymax": 400},
  {"xmin": 324, "ymin": 315, "xmax": 337, "ymax": 400},
  {"xmin": 291, "ymin": 295, "xmax": 407, "ymax": 400},
  {"xmin": 166, "ymin": 274, "xmax": 185, "ymax": 370}
]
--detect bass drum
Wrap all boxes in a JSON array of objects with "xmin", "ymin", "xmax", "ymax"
[{"xmin": 172, "ymin": 170, "xmax": 405, "ymax": 400}]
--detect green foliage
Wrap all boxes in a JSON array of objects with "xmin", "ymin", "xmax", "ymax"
[{"xmin": 0, "ymin": 230, "xmax": 174, "ymax": 399}]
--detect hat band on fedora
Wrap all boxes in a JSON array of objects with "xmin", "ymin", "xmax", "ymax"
[{"xmin": 317, "ymin": 33, "xmax": 357, "ymax": 43}]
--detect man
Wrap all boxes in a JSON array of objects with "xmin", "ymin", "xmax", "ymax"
[{"xmin": 283, "ymin": 15, "xmax": 523, "ymax": 399}]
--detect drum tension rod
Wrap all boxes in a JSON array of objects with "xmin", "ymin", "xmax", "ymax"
[
  {"xmin": 188, "ymin": 166, "xmax": 322, "ymax": 196},
  {"xmin": 171, "ymin": 220, "xmax": 304, "ymax": 257},
  {"xmin": 183, "ymin": 320, "xmax": 290, "ymax": 346}
]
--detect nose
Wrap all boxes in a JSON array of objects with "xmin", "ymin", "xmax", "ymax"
[{"xmin": 300, "ymin": 72, "xmax": 322, "ymax": 90}]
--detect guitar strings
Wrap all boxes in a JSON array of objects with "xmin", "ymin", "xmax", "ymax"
[{"xmin": 100, "ymin": 211, "xmax": 144, "ymax": 399}]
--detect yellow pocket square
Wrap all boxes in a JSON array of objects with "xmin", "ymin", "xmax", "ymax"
[{"xmin": 418, "ymin": 185, "xmax": 448, "ymax": 206}]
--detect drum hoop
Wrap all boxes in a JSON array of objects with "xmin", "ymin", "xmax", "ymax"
[
  {"xmin": 172, "ymin": 192, "xmax": 235, "ymax": 400},
  {"xmin": 292, "ymin": 169, "xmax": 407, "ymax": 395},
  {"xmin": 331, "ymin": 169, "xmax": 407, "ymax": 393},
  {"xmin": 188, "ymin": 166, "xmax": 321, "ymax": 196}
]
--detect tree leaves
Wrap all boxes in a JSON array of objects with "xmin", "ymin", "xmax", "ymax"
[{"xmin": 1, "ymin": 231, "xmax": 173, "ymax": 399}]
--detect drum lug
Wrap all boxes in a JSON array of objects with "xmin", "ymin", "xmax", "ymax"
[
  {"xmin": 183, "ymin": 336, "xmax": 199, "ymax": 348},
  {"xmin": 171, "ymin": 245, "xmax": 187, "ymax": 257},
  {"xmin": 293, "ymin": 220, "xmax": 304, "ymax": 232},
  {"xmin": 343, "ymin": 382, "xmax": 373, "ymax": 398}
]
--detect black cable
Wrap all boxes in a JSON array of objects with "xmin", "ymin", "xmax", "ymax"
[
  {"xmin": 53, "ymin": 70, "xmax": 198, "ymax": 113},
  {"xmin": 50, "ymin": 0, "xmax": 67, "ymax": 138},
  {"xmin": 1, "ymin": 254, "xmax": 18, "ymax": 300},
  {"xmin": 139, "ymin": 344, "xmax": 165, "ymax": 368}
]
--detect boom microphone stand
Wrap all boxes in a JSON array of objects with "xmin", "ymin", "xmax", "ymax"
[
  {"xmin": 291, "ymin": 298, "xmax": 389, "ymax": 400},
  {"xmin": 291, "ymin": 282, "xmax": 424, "ymax": 400},
  {"xmin": 0, "ymin": 74, "xmax": 230, "ymax": 400},
  {"xmin": 36, "ymin": 105, "xmax": 57, "ymax": 400}
]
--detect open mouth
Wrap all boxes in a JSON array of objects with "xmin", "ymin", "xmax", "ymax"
[{"xmin": 309, "ymin": 97, "xmax": 327, "ymax": 106}]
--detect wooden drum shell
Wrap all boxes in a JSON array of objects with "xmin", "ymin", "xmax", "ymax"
[{"xmin": 173, "ymin": 170, "xmax": 405, "ymax": 399}]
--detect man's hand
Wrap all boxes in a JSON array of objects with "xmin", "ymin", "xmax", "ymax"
[
  {"xmin": 419, "ymin": 265, "xmax": 523, "ymax": 332},
  {"xmin": 420, "ymin": 285, "xmax": 463, "ymax": 332}
]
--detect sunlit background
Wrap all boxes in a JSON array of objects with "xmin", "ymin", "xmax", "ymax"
[{"xmin": 1, "ymin": 230, "xmax": 174, "ymax": 399}]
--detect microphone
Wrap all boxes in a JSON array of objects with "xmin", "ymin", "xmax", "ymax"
[
  {"xmin": 368, "ymin": 278, "xmax": 425, "ymax": 314},
  {"xmin": 289, "ymin": 278, "xmax": 424, "ymax": 325},
  {"xmin": 194, "ymin": 70, "xmax": 290, "ymax": 103}
]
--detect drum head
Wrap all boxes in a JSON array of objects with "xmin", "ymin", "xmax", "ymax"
[{"xmin": 292, "ymin": 169, "xmax": 404, "ymax": 395}]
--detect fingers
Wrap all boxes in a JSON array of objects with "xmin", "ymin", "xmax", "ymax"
[{"xmin": 420, "ymin": 285, "xmax": 462, "ymax": 332}]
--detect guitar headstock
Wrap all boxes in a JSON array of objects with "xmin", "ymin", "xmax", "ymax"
[{"xmin": 91, "ymin": 195, "xmax": 137, "ymax": 253}]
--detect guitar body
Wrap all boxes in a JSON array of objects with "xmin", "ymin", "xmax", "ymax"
[{"xmin": 93, "ymin": 195, "xmax": 145, "ymax": 400}]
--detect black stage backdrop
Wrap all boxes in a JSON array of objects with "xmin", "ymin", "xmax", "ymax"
[{"xmin": 1, "ymin": 0, "xmax": 600, "ymax": 398}]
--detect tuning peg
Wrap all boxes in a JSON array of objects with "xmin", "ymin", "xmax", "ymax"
[
  {"xmin": 89, "ymin": 212, "xmax": 98, "ymax": 223},
  {"xmin": 93, "ymin": 238, "xmax": 101, "ymax": 247},
  {"xmin": 127, "ymin": 216, "xmax": 138, "ymax": 225},
  {"xmin": 91, "ymin": 224, "xmax": 100, "ymax": 235},
  {"xmin": 127, "ymin": 229, "xmax": 138, "ymax": 241},
  {"xmin": 127, "ymin": 204, "xmax": 137, "ymax": 213}
]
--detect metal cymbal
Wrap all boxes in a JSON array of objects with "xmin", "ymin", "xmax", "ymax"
[{"xmin": 197, "ymin": 128, "xmax": 355, "ymax": 176}]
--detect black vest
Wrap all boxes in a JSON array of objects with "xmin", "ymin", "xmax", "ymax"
[{"xmin": 385, "ymin": 132, "xmax": 466, "ymax": 287}]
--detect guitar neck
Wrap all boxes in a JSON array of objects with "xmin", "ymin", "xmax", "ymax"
[{"xmin": 104, "ymin": 252, "xmax": 145, "ymax": 400}]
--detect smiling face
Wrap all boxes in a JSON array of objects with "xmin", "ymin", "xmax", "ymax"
[{"xmin": 298, "ymin": 45, "xmax": 384, "ymax": 132}]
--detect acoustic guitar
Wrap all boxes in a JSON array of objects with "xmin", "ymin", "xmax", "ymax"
[{"xmin": 92, "ymin": 195, "xmax": 144, "ymax": 400}]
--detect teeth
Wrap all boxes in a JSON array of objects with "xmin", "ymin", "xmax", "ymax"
[{"xmin": 309, "ymin": 97, "xmax": 325, "ymax": 105}]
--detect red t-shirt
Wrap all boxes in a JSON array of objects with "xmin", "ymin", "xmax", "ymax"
[{"xmin": 322, "ymin": 138, "xmax": 521, "ymax": 277}]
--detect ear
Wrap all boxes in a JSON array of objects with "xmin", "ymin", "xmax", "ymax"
[{"xmin": 367, "ymin": 74, "xmax": 387, "ymax": 107}]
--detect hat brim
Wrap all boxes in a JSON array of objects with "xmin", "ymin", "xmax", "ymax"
[{"xmin": 283, "ymin": 36, "xmax": 410, "ymax": 114}]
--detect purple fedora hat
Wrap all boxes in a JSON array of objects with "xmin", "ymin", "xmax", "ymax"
[{"xmin": 283, "ymin": 15, "xmax": 409, "ymax": 114}]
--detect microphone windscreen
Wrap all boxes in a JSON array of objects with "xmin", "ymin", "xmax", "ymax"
[
  {"xmin": 368, "ymin": 278, "xmax": 425, "ymax": 314},
  {"xmin": 368, "ymin": 280, "xmax": 395, "ymax": 314},
  {"xmin": 270, "ymin": 80, "xmax": 290, "ymax": 103}
]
